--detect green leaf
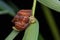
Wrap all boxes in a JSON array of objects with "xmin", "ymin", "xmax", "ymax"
[
  {"xmin": 38, "ymin": 0, "xmax": 60, "ymax": 12},
  {"xmin": 0, "ymin": 10, "xmax": 8, "ymax": 14},
  {"xmin": 41, "ymin": 5, "xmax": 60, "ymax": 40},
  {"xmin": 5, "ymin": 30, "xmax": 19, "ymax": 40},
  {"xmin": 4, "ymin": 0, "xmax": 18, "ymax": 12},
  {"xmin": 22, "ymin": 19, "xmax": 39, "ymax": 40},
  {"xmin": 0, "ymin": 1, "xmax": 16, "ymax": 16}
]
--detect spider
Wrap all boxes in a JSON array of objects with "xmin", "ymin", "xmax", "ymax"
[{"xmin": 12, "ymin": 10, "xmax": 35, "ymax": 31}]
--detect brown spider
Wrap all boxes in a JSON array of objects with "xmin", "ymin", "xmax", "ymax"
[{"xmin": 12, "ymin": 10, "xmax": 32, "ymax": 31}]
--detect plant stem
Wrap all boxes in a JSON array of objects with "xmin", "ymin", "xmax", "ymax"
[
  {"xmin": 41, "ymin": 5, "xmax": 60, "ymax": 40},
  {"xmin": 32, "ymin": 0, "xmax": 37, "ymax": 16},
  {"xmin": 5, "ymin": 30, "xmax": 19, "ymax": 40}
]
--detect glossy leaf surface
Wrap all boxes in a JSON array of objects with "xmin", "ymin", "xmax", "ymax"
[
  {"xmin": 22, "ymin": 19, "xmax": 39, "ymax": 40},
  {"xmin": 38, "ymin": 0, "xmax": 60, "ymax": 12}
]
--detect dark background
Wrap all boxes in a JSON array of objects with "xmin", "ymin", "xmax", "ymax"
[{"xmin": 0, "ymin": 0, "xmax": 60, "ymax": 40}]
